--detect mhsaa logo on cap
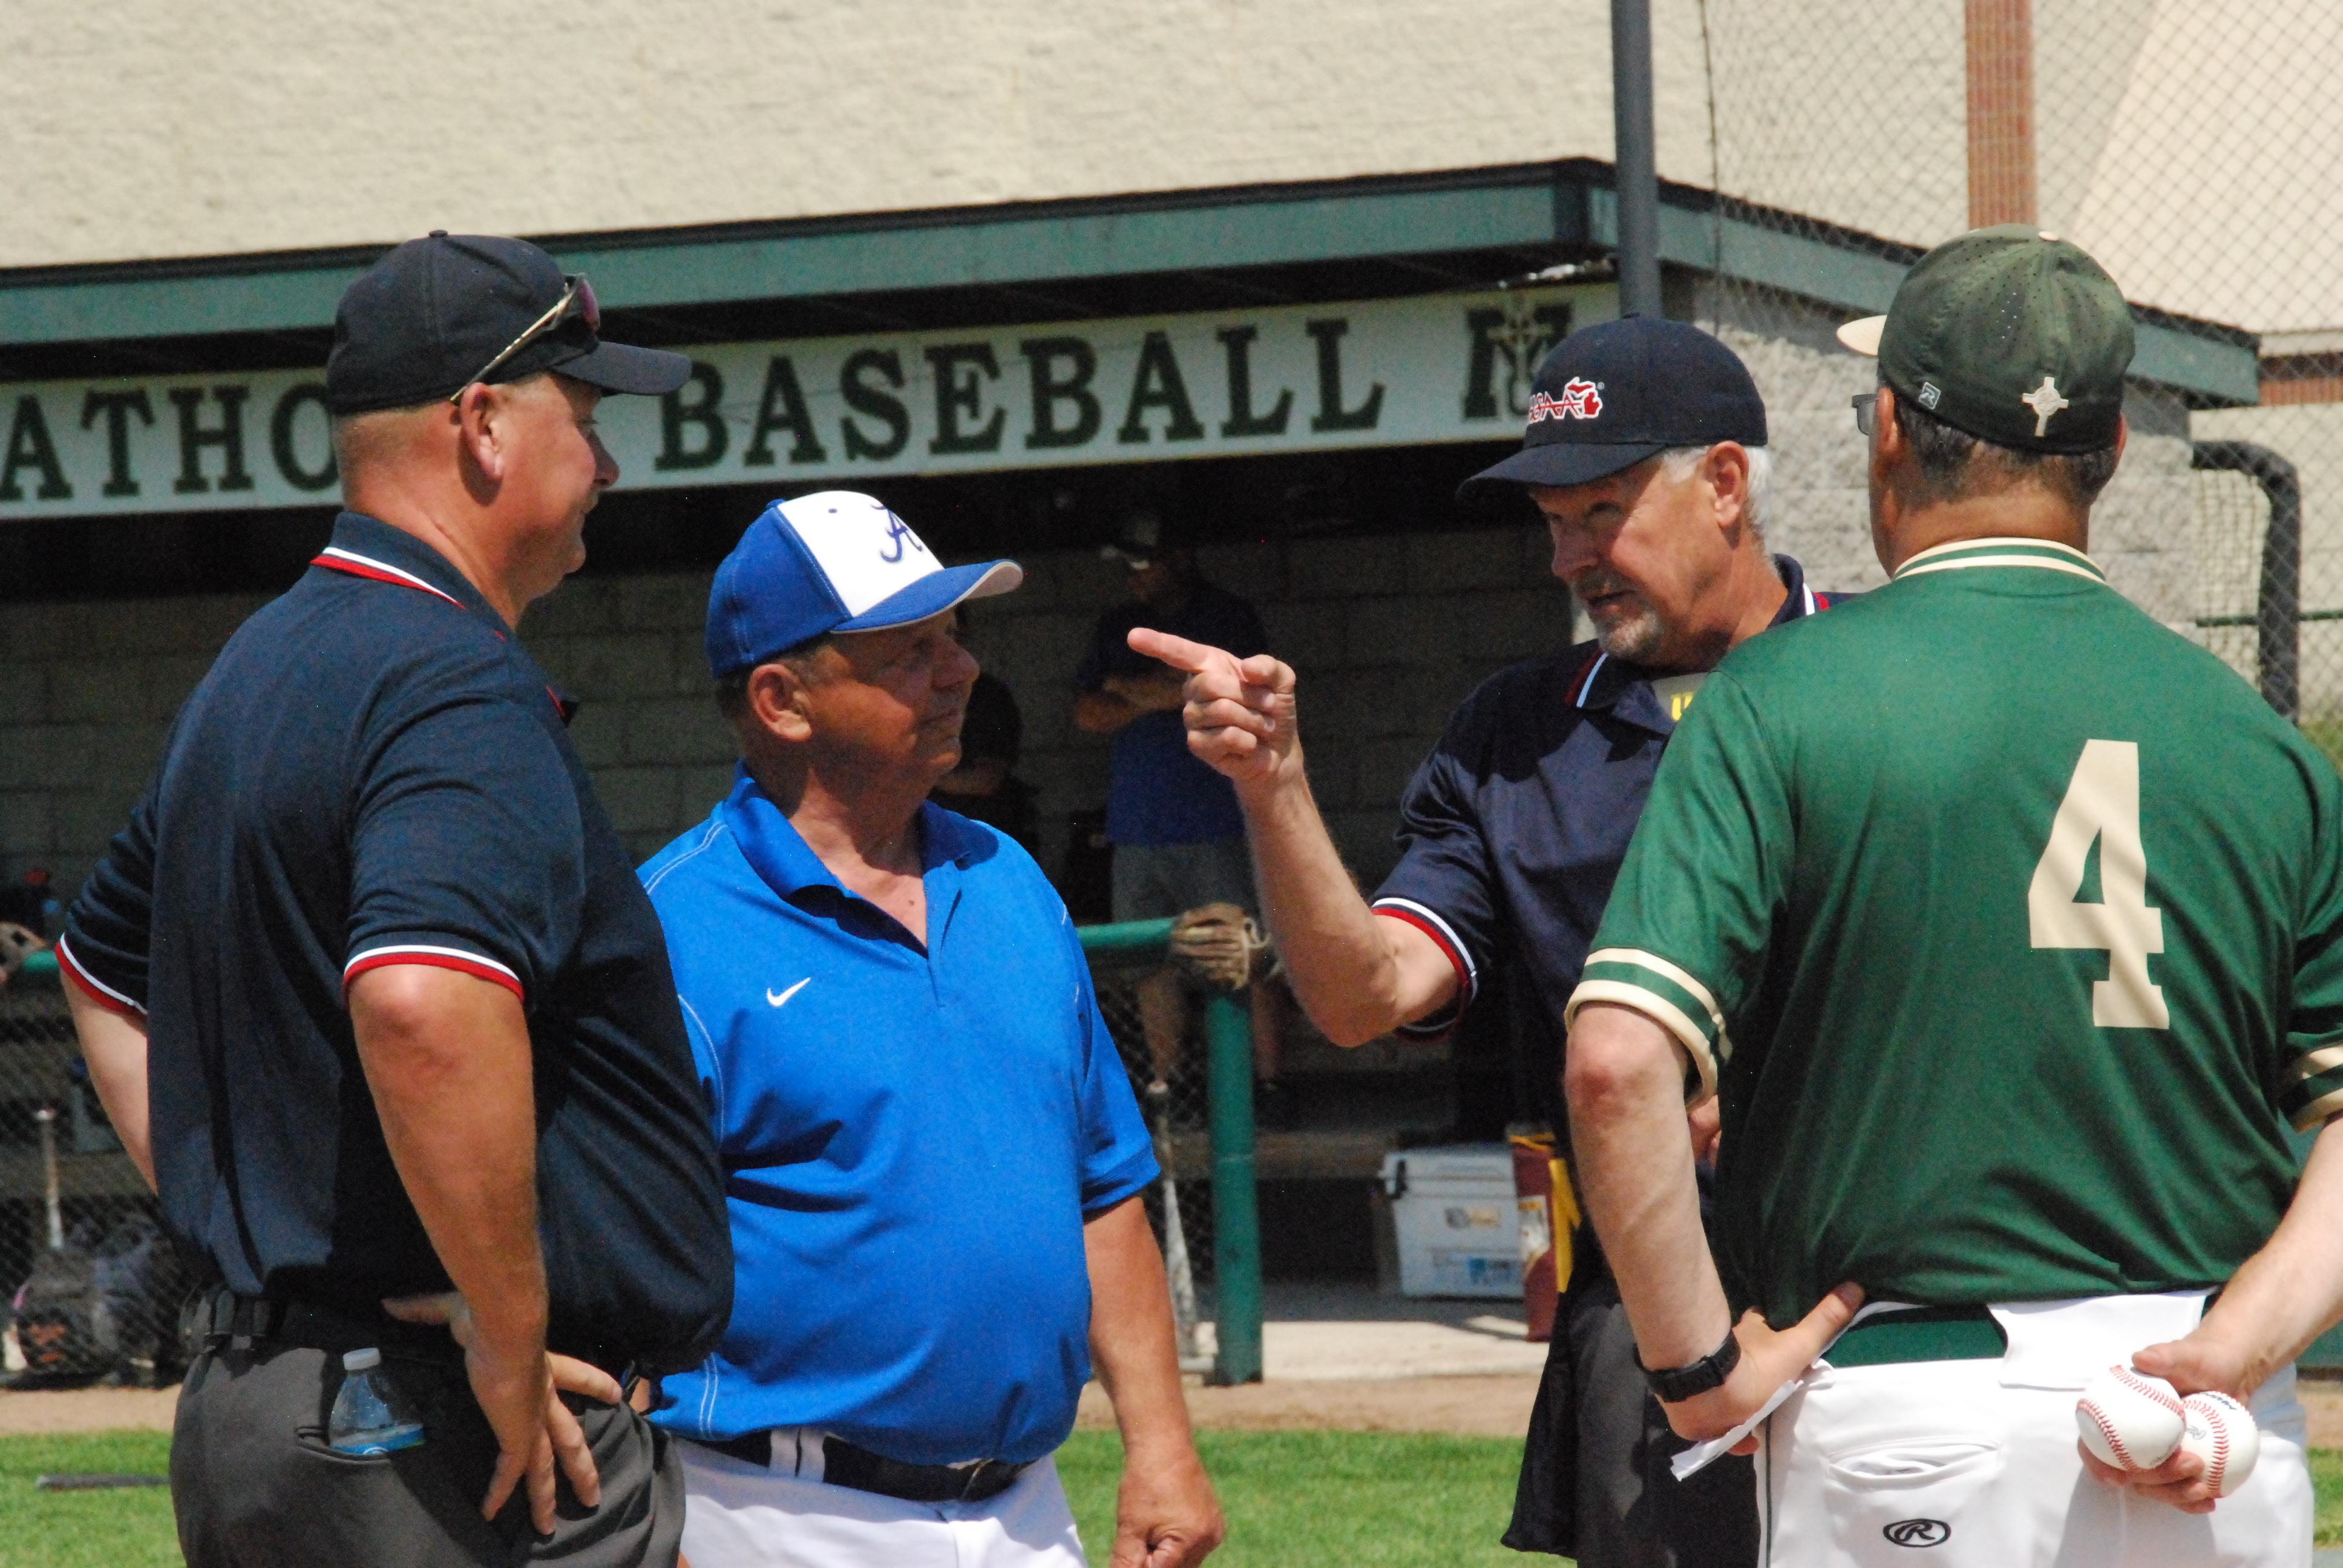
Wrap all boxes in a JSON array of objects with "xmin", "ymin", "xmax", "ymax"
[
  {"xmin": 1526, "ymin": 378, "xmax": 1603, "ymax": 425},
  {"xmin": 776, "ymin": 491, "xmax": 942, "ymax": 615}
]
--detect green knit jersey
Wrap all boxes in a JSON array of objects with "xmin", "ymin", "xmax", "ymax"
[{"xmin": 1571, "ymin": 538, "xmax": 2343, "ymax": 1328}]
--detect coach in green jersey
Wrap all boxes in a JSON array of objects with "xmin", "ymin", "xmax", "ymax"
[{"xmin": 1564, "ymin": 227, "xmax": 2343, "ymax": 1561}]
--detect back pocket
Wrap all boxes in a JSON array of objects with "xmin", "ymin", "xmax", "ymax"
[{"xmin": 1821, "ymin": 1440, "xmax": 2006, "ymax": 1563}]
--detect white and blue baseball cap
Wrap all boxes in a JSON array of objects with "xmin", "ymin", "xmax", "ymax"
[{"xmin": 705, "ymin": 491, "xmax": 1023, "ymax": 678}]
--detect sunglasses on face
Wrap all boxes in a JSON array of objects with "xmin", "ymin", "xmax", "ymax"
[
  {"xmin": 1852, "ymin": 392, "xmax": 1879, "ymax": 436},
  {"xmin": 447, "ymin": 273, "xmax": 600, "ymax": 403}
]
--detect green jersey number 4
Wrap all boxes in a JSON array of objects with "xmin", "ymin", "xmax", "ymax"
[{"xmin": 2028, "ymin": 739, "xmax": 2171, "ymax": 1029}]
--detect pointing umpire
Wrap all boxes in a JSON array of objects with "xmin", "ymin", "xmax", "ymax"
[
  {"xmin": 59, "ymin": 234, "xmax": 732, "ymax": 1567},
  {"xmin": 1135, "ymin": 316, "xmax": 1844, "ymax": 1566}
]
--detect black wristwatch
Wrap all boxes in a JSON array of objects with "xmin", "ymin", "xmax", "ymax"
[{"xmin": 1638, "ymin": 1329, "xmax": 1742, "ymax": 1403}]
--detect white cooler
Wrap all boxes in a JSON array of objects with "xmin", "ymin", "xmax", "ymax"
[{"xmin": 1378, "ymin": 1143, "xmax": 1523, "ymax": 1298}]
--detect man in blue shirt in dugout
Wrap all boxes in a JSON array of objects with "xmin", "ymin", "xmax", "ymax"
[{"xmin": 640, "ymin": 491, "xmax": 1224, "ymax": 1568}]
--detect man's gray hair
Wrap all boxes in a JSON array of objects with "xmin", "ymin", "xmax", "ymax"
[{"xmin": 1657, "ymin": 443, "xmax": 1771, "ymax": 537}]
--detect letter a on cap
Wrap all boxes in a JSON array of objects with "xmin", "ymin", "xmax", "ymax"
[{"xmin": 779, "ymin": 493, "xmax": 943, "ymax": 616}]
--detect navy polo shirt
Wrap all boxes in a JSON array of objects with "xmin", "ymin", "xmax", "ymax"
[
  {"xmin": 1076, "ymin": 582, "xmax": 1267, "ymax": 846},
  {"xmin": 639, "ymin": 773, "xmax": 1158, "ymax": 1465},
  {"xmin": 61, "ymin": 512, "xmax": 732, "ymax": 1374},
  {"xmin": 1372, "ymin": 556, "xmax": 1838, "ymax": 1039}
]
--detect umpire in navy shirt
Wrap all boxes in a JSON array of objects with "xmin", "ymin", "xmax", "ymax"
[
  {"xmin": 1134, "ymin": 318, "xmax": 1846, "ymax": 1567},
  {"xmin": 59, "ymin": 234, "xmax": 732, "ymax": 1568}
]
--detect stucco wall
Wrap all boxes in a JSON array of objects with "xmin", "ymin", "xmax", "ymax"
[
  {"xmin": 0, "ymin": 0, "xmax": 1644, "ymax": 267},
  {"xmin": 7, "ymin": 2, "xmax": 2335, "ymax": 337}
]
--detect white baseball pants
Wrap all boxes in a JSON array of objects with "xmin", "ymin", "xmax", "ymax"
[
  {"xmin": 677, "ymin": 1430, "xmax": 1089, "ymax": 1568},
  {"xmin": 1758, "ymin": 1292, "xmax": 2310, "ymax": 1567}
]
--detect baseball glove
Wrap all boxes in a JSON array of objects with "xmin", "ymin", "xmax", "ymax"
[
  {"xmin": 0, "ymin": 922, "xmax": 45, "ymax": 984},
  {"xmin": 1167, "ymin": 903, "xmax": 1268, "ymax": 991}
]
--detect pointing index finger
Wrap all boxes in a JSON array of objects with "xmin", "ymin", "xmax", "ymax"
[{"xmin": 1127, "ymin": 628, "xmax": 1228, "ymax": 674}]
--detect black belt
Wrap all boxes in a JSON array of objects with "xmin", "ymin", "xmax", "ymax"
[
  {"xmin": 186, "ymin": 1287, "xmax": 465, "ymax": 1364},
  {"xmin": 686, "ymin": 1429, "xmax": 1029, "ymax": 1505}
]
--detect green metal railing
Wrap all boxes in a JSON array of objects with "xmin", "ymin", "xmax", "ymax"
[{"xmin": 1075, "ymin": 918, "xmax": 1263, "ymax": 1386}]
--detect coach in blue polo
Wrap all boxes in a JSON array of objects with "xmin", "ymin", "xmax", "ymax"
[{"xmin": 641, "ymin": 492, "xmax": 1223, "ymax": 1568}]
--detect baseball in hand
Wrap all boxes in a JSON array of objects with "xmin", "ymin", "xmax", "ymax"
[
  {"xmin": 2076, "ymin": 1364, "xmax": 2184, "ymax": 1470},
  {"xmin": 2175, "ymin": 1391, "xmax": 2259, "ymax": 1497}
]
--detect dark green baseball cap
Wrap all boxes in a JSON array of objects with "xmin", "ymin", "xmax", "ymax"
[{"xmin": 1837, "ymin": 224, "xmax": 2134, "ymax": 454}]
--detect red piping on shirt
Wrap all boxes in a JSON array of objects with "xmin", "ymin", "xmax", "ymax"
[
  {"xmin": 344, "ymin": 948, "xmax": 525, "ymax": 1001},
  {"xmin": 54, "ymin": 935, "xmax": 146, "ymax": 1018},
  {"xmin": 1564, "ymin": 647, "xmax": 1605, "ymax": 707},
  {"xmin": 311, "ymin": 549, "xmax": 468, "ymax": 609},
  {"xmin": 1374, "ymin": 906, "xmax": 1474, "ymax": 1010}
]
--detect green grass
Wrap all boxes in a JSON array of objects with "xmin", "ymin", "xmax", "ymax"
[
  {"xmin": 8, "ymin": 1429, "xmax": 2339, "ymax": 1563},
  {"xmin": 2303, "ymin": 719, "xmax": 2343, "ymax": 773},
  {"xmin": 2315, "ymin": 1446, "xmax": 2343, "ymax": 1546},
  {"xmin": 0, "ymin": 1430, "xmax": 177, "ymax": 1568},
  {"xmin": 1060, "ymin": 1429, "xmax": 1529, "ymax": 1568}
]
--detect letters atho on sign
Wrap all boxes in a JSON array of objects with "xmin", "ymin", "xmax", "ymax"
[{"xmin": 0, "ymin": 285, "xmax": 1612, "ymax": 521}]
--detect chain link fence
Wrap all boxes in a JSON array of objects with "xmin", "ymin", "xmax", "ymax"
[
  {"xmin": 0, "ymin": 961, "xmax": 189, "ymax": 1390},
  {"xmin": 0, "ymin": 936, "xmax": 1247, "ymax": 1393},
  {"xmin": 1680, "ymin": 0, "xmax": 2343, "ymax": 760},
  {"xmin": 1087, "ymin": 946, "xmax": 1221, "ymax": 1374}
]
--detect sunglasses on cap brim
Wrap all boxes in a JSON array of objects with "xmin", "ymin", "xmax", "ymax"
[{"xmin": 447, "ymin": 273, "xmax": 601, "ymax": 403}]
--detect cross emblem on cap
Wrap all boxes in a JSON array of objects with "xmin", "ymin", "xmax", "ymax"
[{"xmin": 2022, "ymin": 375, "xmax": 2070, "ymax": 438}]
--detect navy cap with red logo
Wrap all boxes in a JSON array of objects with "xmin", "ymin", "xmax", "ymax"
[
  {"xmin": 325, "ymin": 232, "xmax": 692, "ymax": 416},
  {"xmin": 1457, "ymin": 315, "xmax": 1768, "ymax": 501}
]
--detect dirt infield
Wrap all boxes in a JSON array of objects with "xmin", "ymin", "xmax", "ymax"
[
  {"xmin": 1081, "ymin": 1374, "xmax": 1541, "ymax": 1437},
  {"xmin": 0, "ymin": 1385, "xmax": 177, "ymax": 1434},
  {"xmin": 10, "ymin": 1373, "xmax": 2342, "ymax": 1446},
  {"xmin": 0, "ymin": 1377, "xmax": 1543, "ymax": 1440}
]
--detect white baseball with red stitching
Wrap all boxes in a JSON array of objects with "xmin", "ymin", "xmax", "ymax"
[
  {"xmin": 2177, "ymin": 1391, "xmax": 2260, "ymax": 1497},
  {"xmin": 2075, "ymin": 1364, "xmax": 2184, "ymax": 1471}
]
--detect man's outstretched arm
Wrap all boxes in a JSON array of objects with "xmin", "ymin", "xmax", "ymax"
[{"xmin": 1126, "ymin": 627, "xmax": 1455, "ymax": 1046}]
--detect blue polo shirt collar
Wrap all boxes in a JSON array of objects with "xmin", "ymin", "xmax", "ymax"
[
  {"xmin": 1579, "ymin": 553, "xmax": 1819, "ymax": 732},
  {"xmin": 719, "ymin": 767, "xmax": 983, "ymax": 943}
]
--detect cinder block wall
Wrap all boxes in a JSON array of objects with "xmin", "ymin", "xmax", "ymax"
[
  {"xmin": 0, "ymin": 371, "xmax": 2204, "ymax": 908},
  {"xmin": 0, "ymin": 522, "xmax": 1584, "ymax": 903}
]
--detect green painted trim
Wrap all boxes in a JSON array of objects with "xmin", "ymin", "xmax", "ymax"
[
  {"xmin": 566, "ymin": 185, "xmax": 1561, "ymax": 309},
  {"xmin": 0, "ymin": 183, "xmax": 1564, "ymax": 350},
  {"xmin": 0, "ymin": 266, "xmax": 367, "ymax": 348},
  {"xmin": 2133, "ymin": 321, "xmax": 2261, "ymax": 404},
  {"xmin": 0, "ymin": 167, "xmax": 2255, "ymax": 403}
]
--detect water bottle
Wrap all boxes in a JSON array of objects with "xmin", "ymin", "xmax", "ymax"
[{"xmin": 328, "ymin": 1348, "xmax": 425, "ymax": 1455}]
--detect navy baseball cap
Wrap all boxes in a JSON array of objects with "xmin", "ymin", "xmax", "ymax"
[
  {"xmin": 325, "ymin": 232, "xmax": 692, "ymax": 415},
  {"xmin": 1457, "ymin": 316, "xmax": 1768, "ymax": 501},
  {"xmin": 706, "ymin": 492, "xmax": 1023, "ymax": 678}
]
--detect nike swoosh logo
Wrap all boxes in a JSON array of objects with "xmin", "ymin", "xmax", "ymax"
[{"xmin": 766, "ymin": 978, "xmax": 812, "ymax": 1008}]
